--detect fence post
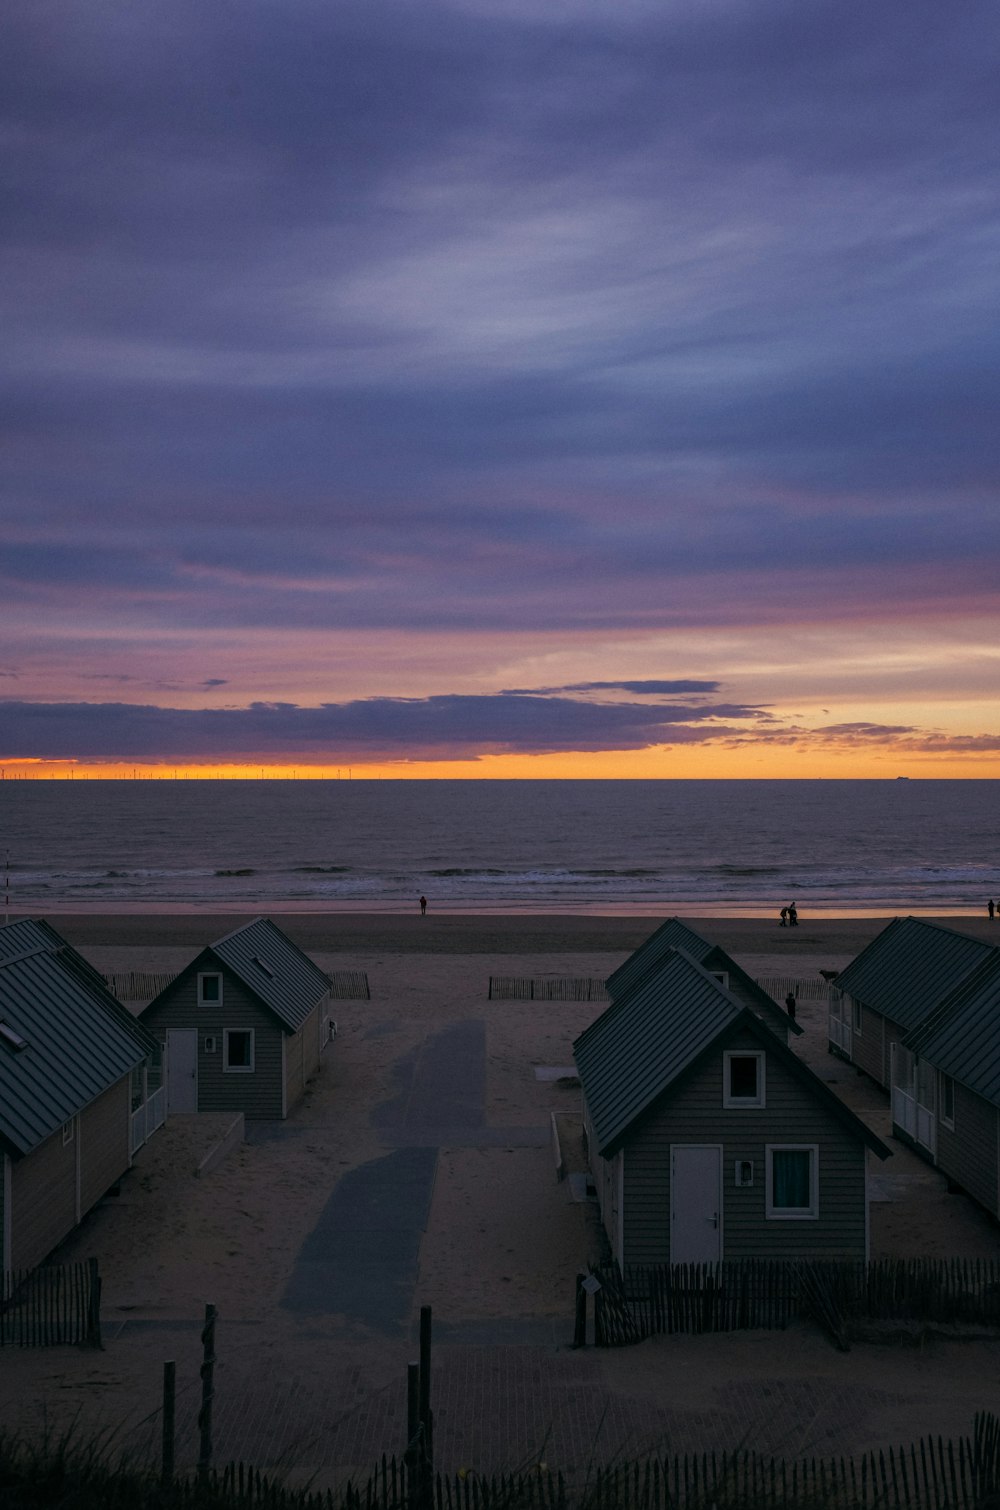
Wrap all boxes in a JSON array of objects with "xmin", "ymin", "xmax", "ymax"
[
  {"xmin": 419, "ymin": 1305, "xmax": 434, "ymax": 1510},
  {"xmin": 572, "ymin": 1273, "xmax": 587, "ymax": 1348},
  {"xmin": 86, "ymin": 1257, "xmax": 103, "ymax": 1348},
  {"xmin": 162, "ymin": 1360, "xmax": 176, "ymax": 1485},
  {"xmin": 198, "ymin": 1302, "xmax": 217, "ymax": 1483},
  {"xmin": 405, "ymin": 1360, "xmax": 422, "ymax": 1510}
]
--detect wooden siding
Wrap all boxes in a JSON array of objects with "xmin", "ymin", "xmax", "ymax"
[
  {"xmin": 143, "ymin": 971, "xmax": 286, "ymax": 1119},
  {"xmin": 935, "ymin": 1083, "xmax": 999, "ymax": 1217},
  {"xmin": 283, "ymin": 1000, "xmax": 322, "ymax": 1112},
  {"xmin": 10, "ymin": 1125, "xmax": 77, "ymax": 1271},
  {"xmin": 621, "ymin": 1025, "xmax": 869, "ymax": 1266},
  {"xmin": 847, "ymin": 996, "xmax": 888, "ymax": 1087},
  {"xmin": 79, "ymin": 1079, "xmax": 131, "ymax": 1212},
  {"xmin": 1, "ymin": 1154, "xmax": 8, "ymax": 1271},
  {"xmin": 584, "ymin": 1099, "xmax": 620, "ymax": 1262}
]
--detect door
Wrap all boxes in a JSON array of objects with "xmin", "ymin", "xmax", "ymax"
[
  {"xmin": 670, "ymin": 1144, "xmax": 722, "ymax": 1263},
  {"xmin": 167, "ymin": 1029, "xmax": 198, "ymax": 1113}
]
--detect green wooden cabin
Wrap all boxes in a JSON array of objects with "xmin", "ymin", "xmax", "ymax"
[
  {"xmin": 0, "ymin": 919, "xmax": 158, "ymax": 1272},
  {"xmin": 575, "ymin": 947, "xmax": 889, "ymax": 1268},
  {"xmin": 141, "ymin": 917, "xmax": 334, "ymax": 1120}
]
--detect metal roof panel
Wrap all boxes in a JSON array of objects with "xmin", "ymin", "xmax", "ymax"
[
  {"xmin": 208, "ymin": 918, "xmax": 330, "ymax": 1032},
  {"xmin": 834, "ymin": 917, "xmax": 992, "ymax": 1034},
  {"xmin": 0, "ymin": 946, "xmax": 147, "ymax": 1156}
]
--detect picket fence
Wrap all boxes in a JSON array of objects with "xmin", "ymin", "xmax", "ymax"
[
  {"xmin": 180, "ymin": 1414, "xmax": 1000, "ymax": 1510},
  {"xmin": 488, "ymin": 978, "xmax": 609, "ymax": 1002},
  {"xmin": 591, "ymin": 1257, "xmax": 1000, "ymax": 1349},
  {"xmin": 0, "ymin": 1259, "xmax": 101, "ymax": 1347}
]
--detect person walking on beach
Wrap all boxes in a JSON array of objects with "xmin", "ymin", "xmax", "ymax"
[
  {"xmin": 779, "ymin": 907, "xmax": 787, "ymax": 927},
  {"xmin": 785, "ymin": 990, "xmax": 797, "ymax": 1023},
  {"xmin": 788, "ymin": 902, "xmax": 798, "ymax": 926},
  {"xmin": 419, "ymin": 894, "xmax": 427, "ymax": 915},
  {"xmin": 989, "ymin": 898, "xmax": 996, "ymax": 921}
]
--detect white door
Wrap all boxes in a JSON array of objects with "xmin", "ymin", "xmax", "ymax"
[
  {"xmin": 167, "ymin": 1029, "xmax": 198, "ymax": 1113},
  {"xmin": 670, "ymin": 1145, "xmax": 722, "ymax": 1263}
]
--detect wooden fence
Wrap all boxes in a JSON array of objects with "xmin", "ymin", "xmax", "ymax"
[
  {"xmin": 103, "ymin": 969, "xmax": 175, "ymax": 1001},
  {"xmin": 489, "ymin": 978, "xmax": 609, "ymax": 1002},
  {"xmin": 341, "ymin": 1415, "xmax": 1000, "ymax": 1510},
  {"xmin": 1, "ymin": 1259, "xmax": 102, "ymax": 1347},
  {"xmin": 755, "ymin": 975, "xmax": 830, "ymax": 1002},
  {"xmin": 328, "ymin": 970, "xmax": 371, "ymax": 1000},
  {"xmin": 6, "ymin": 1422, "xmax": 1000, "ymax": 1510},
  {"xmin": 591, "ymin": 1257, "xmax": 1000, "ymax": 1349}
]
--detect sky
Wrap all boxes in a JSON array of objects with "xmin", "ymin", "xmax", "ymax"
[{"xmin": 3, "ymin": 0, "xmax": 999, "ymax": 778}]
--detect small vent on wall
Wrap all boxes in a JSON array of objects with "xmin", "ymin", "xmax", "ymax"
[
  {"xmin": 204, "ymin": 1035, "xmax": 218, "ymax": 1053},
  {"xmin": 735, "ymin": 1159, "xmax": 754, "ymax": 1187}
]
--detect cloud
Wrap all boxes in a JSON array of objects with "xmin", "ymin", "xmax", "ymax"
[
  {"xmin": 502, "ymin": 680, "xmax": 720, "ymax": 696},
  {"xmin": 2, "ymin": 0, "xmax": 999, "ymax": 722},
  {"xmin": 0, "ymin": 691, "xmax": 767, "ymax": 762}
]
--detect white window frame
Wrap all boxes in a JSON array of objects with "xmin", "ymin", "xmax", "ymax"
[
  {"xmin": 710, "ymin": 970, "xmax": 730, "ymax": 989},
  {"xmin": 940, "ymin": 1072, "xmax": 955, "ymax": 1129},
  {"xmin": 723, "ymin": 1050, "xmax": 765, "ymax": 1108},
  {"xmin": 223, "ymin": 1028, "xmax": 255, "ymax": 1074},
  {"xmin": 766, "ymin": 1144, "xmax": 819, "ymax": 1220},
  {"xmin": 198, "ymin": 972, "xmax": 223, "ymax": 1007}
]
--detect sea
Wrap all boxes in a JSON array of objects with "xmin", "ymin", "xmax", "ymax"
[{"xmin": 1, "ymin": 778, "xmax": 998, "ymax": 918}]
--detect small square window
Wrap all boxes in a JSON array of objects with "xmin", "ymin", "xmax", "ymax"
[
  {"xmin": 766, "ymin": 1145, "xmax": 818, "ymax": 1219},
  {"xmin": 223, "ymin": 1029, "xmax": 254, "ymax": 1073},
  {"xmin": 198, "ymin": 973, "xmax": 222, "ymax": 1006},
  {"xmin": 723, "ymin": 1051, "xmax": 765, "ymax": 1107}
]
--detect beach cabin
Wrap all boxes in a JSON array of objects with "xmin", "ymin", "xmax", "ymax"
[
  {"xmin": 607, "ymin": 917, "xmax": 800, "ymax": 1042},
  {"xmin": 574, "ymin": 947, "xmax": 889, "ymax": 1268},
  {"xmin": 141, "ymin": 917, "xmax": 334, "ymax": 1120},
  {"xmin": 827, "ymin": 917, "xmax": 992, "ymax": 1094},
  {"xmin": 893, "ymin": 949, "xmax": 1000, "ymax": 1210},
  {"xmin": 0, "ymin": 919, "xmax": 160, "ymax": 1272}
]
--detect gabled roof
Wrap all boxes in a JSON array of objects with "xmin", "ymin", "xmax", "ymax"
[
  {"xmin": 575, "ymin": 946, "xmax": 888, "ymax": 1161},
  {"xmin": 0, "ymin": 918, "xmax": 157, "ymax": 1055},
  {"xmin": 0, "ymin": 932, "xmax": 150, "ymax": 1158},
  {"xmin": 834, "ymin": 916, "xmax": 993, "ymax": 1035},
  {"xmin": 144, "ymin": 917, "xmax": 330, "ymax": 1033},
  {"xmin": 905, "ymin": 948, "xmax": 1000, "ymax": 1106},
  {"xmin": 605, "ymin": 916, "xmax": 800, "ymax": 1034}
]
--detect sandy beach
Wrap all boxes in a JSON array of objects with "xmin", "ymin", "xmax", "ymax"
[
  {"xmin": 37, "ymin": 908, "xmax": 1000, "ymax": 957},
  {"xmin": 3, "ymin": 909, "xmax": 1000, "ymax": 1485}
]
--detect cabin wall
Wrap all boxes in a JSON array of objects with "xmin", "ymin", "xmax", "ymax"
[
  {"xmin": 935, "ymin": 1082, "xmax": 999, "ymax": 1218},
  {"xmin": 9, "ymin": 1124, "xmax": 77, "ymax": 1271},
  {"xmin": 621, "ymin": 1025, "xmax": 869, "ymax": 1266},
  {"xmin": 584, "ymin": 1097, "xmax": 621, "ymax": 1264},
  {"xmin": 846, "ymin": 997, "xmax": 888, "ymax": 1088},
  {"xmin": 144, "ymin": 973, "xmax": 285, "ymax": 1118},
  {"xmin": 80, "ymin": 1079, "xmax": 131, "ymax": 1211},
  {"xmin": 283, "ymin": 1000, "xmax": 323, "ymax": 1112}
]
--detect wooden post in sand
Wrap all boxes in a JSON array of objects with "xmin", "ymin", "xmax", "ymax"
[
  {"xmin": 418, "ymin": 1305, "xmax": 433, "ymax": 1508},
  {"xmin": 404, "ymin": 1310, "xmax": 433, "ymax": 1510},
  {"xmin": 161, "ymin": 1360, "xmax": 176, "ymax": 1484},
  {"xmin": 198, "ymin": 1302, "xmax": 217, "ymax": 1482},
  {"xmin": 573, "ymin": 1272, "xmax": 587, "ymax": 1347}
]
